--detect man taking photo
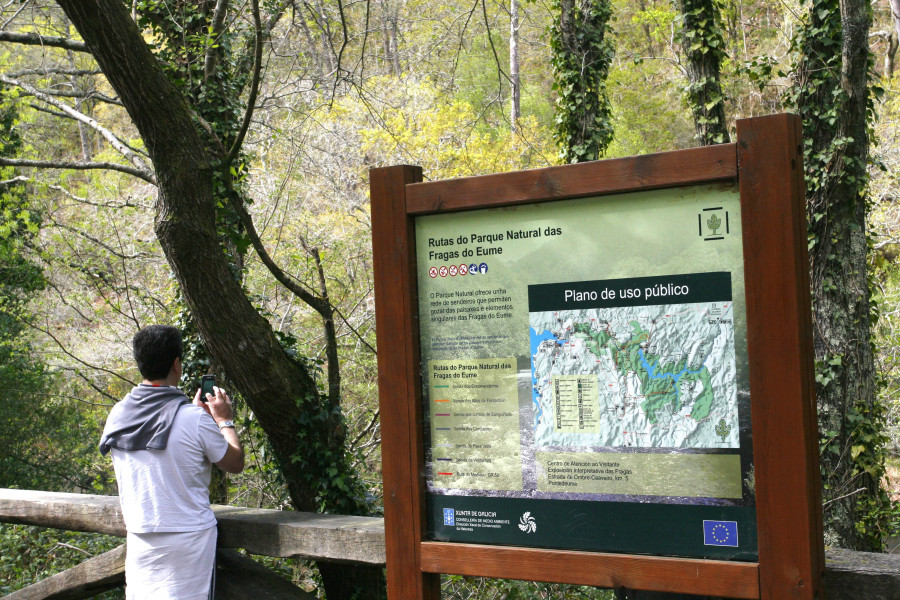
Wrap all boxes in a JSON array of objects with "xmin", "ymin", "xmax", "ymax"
[{"xmin": 100, "ymin": 324, "xmax": 244, "ymax": 599}]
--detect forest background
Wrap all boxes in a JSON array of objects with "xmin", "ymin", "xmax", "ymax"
[{"xmin": 0, "ymin": 0, "xmax": 899, "ymax": 598}]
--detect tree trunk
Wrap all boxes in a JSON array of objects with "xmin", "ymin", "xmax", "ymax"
[
  {"xmin": 550, "ymin": 0, "xmax": 615, "ymax": 162},
  {"xmin": 793, "ymin": 0, "xmax": 881, "ymax": 551},
  {"xmin": 510, "ymin": 0, "xmax": 521, "ymax": 128},
  {"xmin": 379, "ymin": 0, "xmax": 401, "ymax": 77},
  {"xmin": 54, "ymin": 0, "xmax": 382, "ymax": 596},
  {"xmin": 887, "ymin": 30, "xmax": 898, "ymax": 79},
  {"xmin": 891, "ymin": 0, "xmax": 900, "ymax": 43},
  {"xmin": 888, "ymin": 0, "xmax": 900, "ymax": 77},
  {"xmin": 676, "ymin": 0, "xmax": 730, "ymax": 145}
]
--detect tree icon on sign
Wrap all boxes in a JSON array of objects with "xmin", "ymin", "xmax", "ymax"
[
  {"xmin": 715, "ymin": 418, "xmax": 731, "ymax": 443},
  {"xmin": 707, "ymin": 214, "xmax": 722, "ymax": 235}
]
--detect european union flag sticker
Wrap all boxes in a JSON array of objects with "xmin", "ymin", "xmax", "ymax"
[{"xmin": 703, "ymin": 520, "xmax": 739, "ymax": 547}]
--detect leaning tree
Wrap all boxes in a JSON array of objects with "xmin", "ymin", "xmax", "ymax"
[{"xmin": 0, "ymin": 1, "xmax": 383, "ymax": 597}]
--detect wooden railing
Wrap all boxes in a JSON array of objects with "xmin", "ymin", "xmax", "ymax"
[{"xmin": 1, "ymin": 489, "xmax": 898, "ymax": 600}]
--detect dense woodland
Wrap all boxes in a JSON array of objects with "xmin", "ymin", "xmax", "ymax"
[{"xmin": 0, "ymin": 0, "xmax": 899, "ymax": 597}]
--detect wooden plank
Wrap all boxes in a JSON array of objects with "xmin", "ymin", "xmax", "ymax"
[
  {"xmin": 420, "ymin": 542, "xmax": 760, "ymax": 599},
  {"xmin": 0, "ymin": 489, "xmax": 385, "ymax": 563},
  {"xmin": 0, "ymin": 489, "xmax": 124, "ymax": 536},
  {"xmin": 214, "ymin": 506, "xmax": 384, "ymax": 564},
  {"xmin": 214, "ymin": 549, "xmax": 318, "ymax": 599},
  {"xmin": 823, "ymin": 548, "xmax": 900, "ymax": 600},
  {"xmin": 406, "ymin": 143, "xmax": 737, "ymax": 214},
  {"xmin": 0, "ymin": 488, "xmax": 897, "ymax": 598},
  {"xmin": 1, "ymin": 545, "xmax": 125, "ymax": 600},
  {"xmin": 737, "ymin": 114, "xmax": 824, "ymax": 600},
  {"xmin": 370, "ymin": 165, "xmax": 441, "ymax": 600},
  {"xmin": 617, "ymin": 550, "xmax": 900, "ymax": 600}
]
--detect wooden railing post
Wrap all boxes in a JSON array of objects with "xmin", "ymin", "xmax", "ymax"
[{"xmin": 370, "ymin": 165, "xmax": 441, "ymax": 600}]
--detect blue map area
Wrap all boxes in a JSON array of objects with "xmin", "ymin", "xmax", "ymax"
[{"xmin": 638, "ymin": 348, "xmax": 707, "ymax": 405}]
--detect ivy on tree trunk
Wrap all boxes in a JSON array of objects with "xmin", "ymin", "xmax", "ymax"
[
  {"xmin": 549, "ymin": 0, "xmax": 615, "ymax": 163},
  {"xmin": 676, "ymin": 0, "xmax": 730, "ymax": 145},
  {"xmin": 792, "ymin": 0, "xmax": 890, "ymax": 551}
]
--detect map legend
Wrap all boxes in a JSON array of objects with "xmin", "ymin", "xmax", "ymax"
[{"xmin": 429, "ymin": 357, "xmax": 523, "ymax": 492}]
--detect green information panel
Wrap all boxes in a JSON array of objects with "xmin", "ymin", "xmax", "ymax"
[{"xmin": 416, "ymin": 184, "xmax": 757, "ymax": 560}]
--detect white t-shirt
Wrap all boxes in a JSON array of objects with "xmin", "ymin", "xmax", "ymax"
[{"xmin": 109, "ymin": 403, "xmax": 228, "ymax": 533}]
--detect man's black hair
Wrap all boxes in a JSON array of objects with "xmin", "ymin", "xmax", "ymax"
[{"xmin": 133, "ymin": 325, "xmax": 183, "ymax": 381}]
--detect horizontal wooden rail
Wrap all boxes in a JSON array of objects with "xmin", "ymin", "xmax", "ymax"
[
  {"xmin": 0, "ymin": 489, "xmax": 385, "ymax": 565},
  {"xmin": 2, "ymin": 545, "xmax": 125, "ymax": 600},
  {"xmin": 406, "ymin": 143, "xmax": 738, "ymax": 214},
  {"xmin": 1, "ymin": 489, "xmax": 898, "ymax": 600}
]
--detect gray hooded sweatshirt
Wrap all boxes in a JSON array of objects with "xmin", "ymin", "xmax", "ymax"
[{"xmin": 99, "ymin": 384, "xmax": 190, "ymax": 455}]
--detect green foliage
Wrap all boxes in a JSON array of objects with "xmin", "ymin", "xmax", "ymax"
[
  {"xmin": 674, "ymin": 0, "xmax": 729, "ymax": 144},
  {"xmin": 788, "ymin": 0, "xmax": 867, "ymax": 216},
  {"xmin": 549, "ymin": 0, "xmax": 616, "ymax": 162},
  {"xmin": 442, "ymin": 575, "xmax": 614, "ymax": 599},
  {"xmin": 0, "ymin": 525, "xmax": 122, "ymax": 598},
  {"xmin": 290, "ymin": 390, "xmax": 373, "ymax": 515},
  {"xmin": 790, "ymin": 0, "xmax": 897, "ymax": 549},
  {"xmin": 134, "ymin": 0, "xmax": 246, "ymax": 139},
  {"xmin": 818, "ymin": 396, "xmax": 900, "ymax": 549},
  {"xmin": 0, "ymin": 86, "xmax": 102, "ymax": 492},
  {"xmin": 351, "ymin": 77, "xmax": 555, "ymax": 178}
]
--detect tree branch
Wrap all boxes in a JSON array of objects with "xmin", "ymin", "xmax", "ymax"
[
  {"xmin": 203, "ymin": 0, "xmax": 232, "ymax": 82},
  {"xmin": 329, "ymin": 0, "xmax": 351, "ymax": 101},
  {"xmin": 481, "ymin": 0, "xmax": 513, "ymax": 88},
  {"xmin": 0, "ymin": 30, "xmax": 89, "ymax": 53},
  {"xmin": 223, "ymin": 0, "xmax": 262, "ymax": 167},
  {"xmin": 26, "ymin": 321, "xmax": 137, "ymax": 389},
  {"xmin": 0, "ymin": 157, "xmax": 156, "ymax": 183},
  {"xmin": 7, "ymin": 68, "xmax": 103, "ymax": 78},
  {"xmin": 0, "ymin": 74, "xmax": 156, "ymax": 182},
  {"xmin": 17, "ymin": 88, "xmax": 124, "ymax": 107},
  {"xmin": 297, "ymin": 234, "xmax": 340, "ymax": 406},
  {"xmin": 224, "ymin": 192, "xmax": 330, "ymax": 317},
  {"xmin": 48, "ymin": 218, "xmax": 151, "ymax": 260}
]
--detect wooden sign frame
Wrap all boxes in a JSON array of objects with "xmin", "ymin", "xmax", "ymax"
[{"xmin": 370, "ymin": 113, "xmax": 823, "ymax": 599}]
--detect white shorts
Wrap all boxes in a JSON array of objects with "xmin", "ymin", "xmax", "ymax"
[{"xmin": 125, "ymin": 526, "xmax": 217, "ymax": 600}]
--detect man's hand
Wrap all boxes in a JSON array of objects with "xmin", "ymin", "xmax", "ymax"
[
  {"xmin": 192, "ymin": 386, "xmax": 244, "ymax": 474},
  {"xmin": 192, "ymin": 385, "xmax": 235, "ymax": 424}
]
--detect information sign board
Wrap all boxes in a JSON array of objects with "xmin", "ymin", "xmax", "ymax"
[
  {"xmin": 370, "ymin": 114, "xmax": 824, "ymax": 600},
  {"xmin": 415, "ymin": 185, "xmax": 756, "ymax": 560}
]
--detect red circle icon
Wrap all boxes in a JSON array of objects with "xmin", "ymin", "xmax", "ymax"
[
  {"xmin": 449, "ymin": 265, "xmax": 458, "ymax": 276},
  {"xmin": 429, "ymin": 267, "xmax": 438, "ymax": 278},
  {"xmin": 439, "ymin": 266, "xmax": 448, "ymax": 277},
  {"xmin": 459, "ymin": 263, "xmax": 469, "ymax": 275}
]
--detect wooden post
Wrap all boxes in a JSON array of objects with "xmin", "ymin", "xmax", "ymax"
[
  {"xmin": 370, "ymin": 165, "xmax": 440, "ymax": 600},
  {"xmin": 737, "ymin": 114, "xmax": 824, "ymax": 600},
  {"xmin": 368, "ymin": 115, "xmax": 824, "ymax": 599}
]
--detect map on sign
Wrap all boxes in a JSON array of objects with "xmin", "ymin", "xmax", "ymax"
[{"xmin": 530, "ymin": 301, "xmax": 739, "ymax": 449}]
